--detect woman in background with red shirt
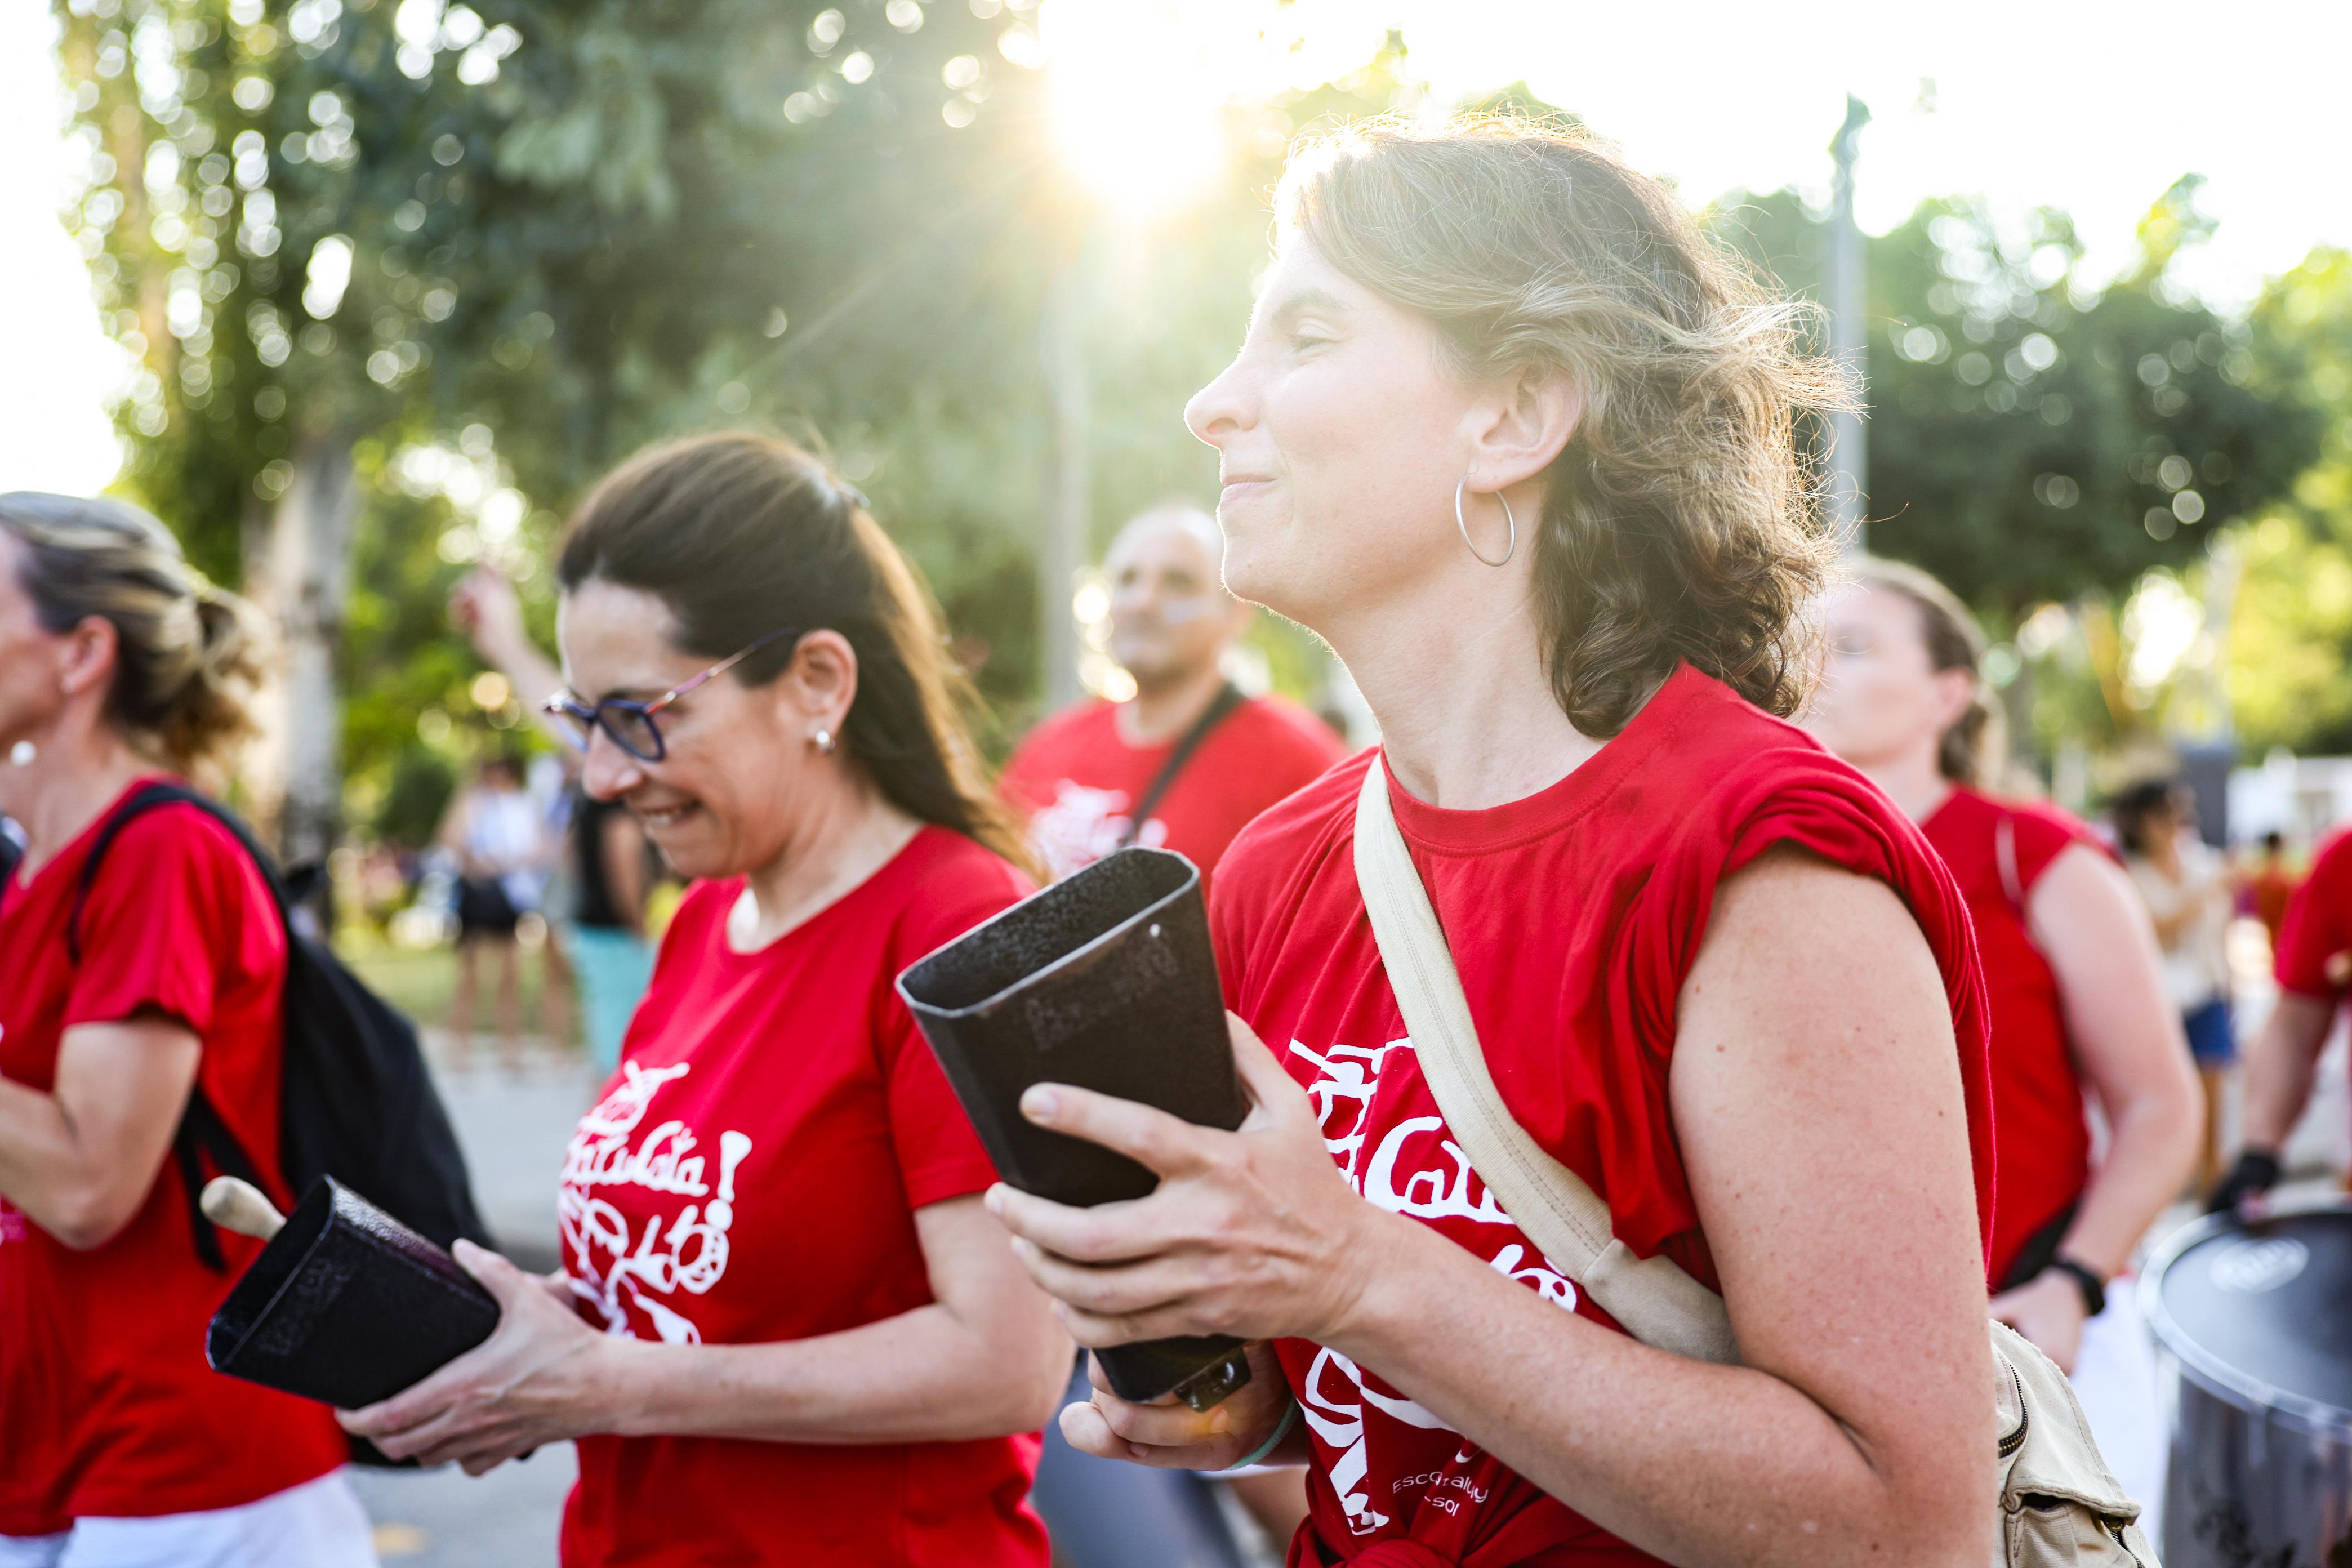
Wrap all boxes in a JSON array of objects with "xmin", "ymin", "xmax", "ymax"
[
  {"xmin": 343, "ymin": 435, "xmax": 1070, "ymax": 1567},
  {"xmin": 1806, "ymin": 558, "xmax": 2198, "ymax": 1518},
  {"xmin": 988, "ymin": 119, "xmax": 2004, "ymax": 1567},
  {"xmin": 0, "ymin": 495, "xmax": 368, "ymax": 1566}
]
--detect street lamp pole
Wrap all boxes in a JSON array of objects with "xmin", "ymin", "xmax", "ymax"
[{"xmin": 1827, "ymin": 95, "xmax": 1871, "ymax": 557}]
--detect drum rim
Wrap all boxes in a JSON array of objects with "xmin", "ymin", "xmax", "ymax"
[{"xmin": 2139, "ymin": 1199, "xmax": 2352, "ymax": 1438}]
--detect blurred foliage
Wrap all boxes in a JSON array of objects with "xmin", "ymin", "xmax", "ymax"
[
  {"xmin": 2230, "ymin": 249, "xmax": 2352, "ymax": 755},
  {"xmin": 47, "ymin": 1, "xmax": 2350, "ymax": 823},
  {"xmin": 1713, "ymin": 177, "xmax": 2320, "ymax": 618}
]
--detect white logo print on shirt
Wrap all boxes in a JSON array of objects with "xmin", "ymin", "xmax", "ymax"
[
  {"xmin": 559, "ymin": 1060, "xmax": 755, "ymax": 1345},
  {"xmin": 1288, "ymin": 1036, "xmax": 1579, "ymax": 1535},
  {"xmin": 1026, "ymin": 780, "xmax": 1168, "ymax": 879}
]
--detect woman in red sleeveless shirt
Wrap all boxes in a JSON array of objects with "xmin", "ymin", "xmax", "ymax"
[
  {"xmin": 0, "ymin": 495, "xmax": 367, "ymax": 1565},
  {"xmin": 987, "ymin": 120, "xmax": 2003, "ymax": 1566},
  {"xmin": 1806, "ymin": 560, "xmax": 2198, "ymax": 1362},
  {"xmin": 341, "ymin": 436, "xmax": 1070, "ymax": 1567},
  {"xmin": 1805, "ymin": 561, "xmax": 2197, "ymax": 1525}
]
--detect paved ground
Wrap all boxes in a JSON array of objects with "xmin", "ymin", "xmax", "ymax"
[
  {"xmin": 352, "ymin": 1444, "xmax": 578, "ymax": 1567},
  {"xmin": 349, "ymin": 1032, "xmax": 597, "ymax": 1566}
]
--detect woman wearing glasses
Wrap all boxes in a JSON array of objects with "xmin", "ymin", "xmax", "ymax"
[{"xmin": 343, "ymin": 434, "xmax": 1070, "ymax": 1567}]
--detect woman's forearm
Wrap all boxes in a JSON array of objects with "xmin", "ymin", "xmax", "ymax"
[
  {"xmin": 1327, "ymin": 1213, "xmax": 1979, "ymax": 1568},
  {"xmin": 0, "ymin": 1078, "xmax": 96, "ymax": 1239},
  {"xmin": 2241, "ymin": 994, "xmax": 2336, "ymax": 1151},
  {"xmin": 603, "ymin": 1298, "xmax": 1062, "ymax": 1446},
  {"xmin": 2061, "ymin": 1088, "xmax": 2199, "ymax": 1278},
  {"xmin": 0, "ymin": 1021, "xmax": 199, "ymax": 1248}
]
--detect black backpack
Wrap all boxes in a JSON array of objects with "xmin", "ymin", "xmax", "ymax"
[{"xmin": 66, "ymin": 782, "xmax": 489, "ymax": 1264}]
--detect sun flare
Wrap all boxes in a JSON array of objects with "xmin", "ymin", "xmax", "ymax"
[{"xmin": 1039, "ymin": 0, "xmax": 1232, "ymax": 217}]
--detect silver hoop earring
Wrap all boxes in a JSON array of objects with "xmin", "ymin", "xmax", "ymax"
[
  {"xmin": 1454, "ymin": 478, "xmax": 1516, "ymax": 568},
  {"xmin": 810, "ymin": 727, "xmax": 836, "ymax": 755}
]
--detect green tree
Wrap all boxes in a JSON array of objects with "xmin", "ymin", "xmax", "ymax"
[
  {"xmin": 53, "ymin": 0, "xmax": 436, "ymax": 864},
  {"xmin": 1713, "ymin": 179, "xmax": 2319, "ymax": 617},
  {"xmin": 2229, "ymin": 249, "xmax": 2352, "ymax": 755}
]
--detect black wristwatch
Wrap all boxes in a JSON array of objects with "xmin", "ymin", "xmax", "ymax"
[{"xmin": 2046, "ymin": 1257, "xmax": 2106, "ymax": 1318}]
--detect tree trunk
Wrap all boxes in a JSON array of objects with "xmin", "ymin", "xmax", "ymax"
[
  {"xmin": 253, "ymin": 435, "xmax": 359, "ymax": 896},
  {"xmin": 1037, "ymin": 255, "xmax": 1090, "ymax": 712}
]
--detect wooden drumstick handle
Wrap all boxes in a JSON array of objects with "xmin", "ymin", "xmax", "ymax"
[{"xmin": 200, "ymin": 1176, "xmax": 286, "ymax": 1242}]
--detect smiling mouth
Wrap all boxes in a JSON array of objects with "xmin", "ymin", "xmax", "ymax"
[{"xmin": 634, "ymin": 801, "xmax": 698, "ymax": 829}]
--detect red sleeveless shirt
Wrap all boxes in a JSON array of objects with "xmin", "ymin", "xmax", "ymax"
[
  {"xmin": 1919, "ymin": 786, "xmax": 2104, "ymax": 1286},
  {"xmin": 1209, "ymin": 667, "xmax": 1995, "ymax": 1567}
]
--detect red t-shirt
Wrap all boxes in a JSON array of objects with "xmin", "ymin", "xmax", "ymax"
[
  {"xmin": 1922, "ymin": 787, "xmax": 2106, "ymax": 1287},
  {"xmin": 0, "ymin": 780, "xmax": 348, "ymax": 1533},
  {"xmin": 1209, "ymin": 668, "xmax": 1995, "ymax": 1568},
  {"xmin": 2274, "ymin": 827, "xmax": 2352, "ymax": 1004},
  {"xmin": 556, "ymin": 825, "xmax": 1045, "ymax": 1568},
  {"xmin": 1000, "ymin": 693, "xmax": 1346, "ymax": 889}
]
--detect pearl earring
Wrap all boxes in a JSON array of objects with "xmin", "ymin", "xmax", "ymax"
[
  {"xmin": 7, "ymin": 741, "xmax": 32, "ymax": 767},
  {"xmin": 810, "ymin": 728, "xmax": 836, "ymax": 755}
]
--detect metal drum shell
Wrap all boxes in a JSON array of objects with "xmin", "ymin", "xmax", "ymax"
[{"xmin": 2141, "ymin": 1203, "xmax": 2352, "ymax": 1567}]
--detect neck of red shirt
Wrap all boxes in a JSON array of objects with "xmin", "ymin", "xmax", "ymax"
[{"xmin": 1118, "ymin": 662, "xmax": 1231, "ymax": 748}]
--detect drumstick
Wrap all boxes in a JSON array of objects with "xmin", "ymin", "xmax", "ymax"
[{"xmin": 200, "ymin": 1176, "xmax": 286, "ymax": 1242}]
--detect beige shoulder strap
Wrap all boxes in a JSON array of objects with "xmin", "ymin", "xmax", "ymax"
[{"xmin": 1352, "ymin": 759, "xmax": 1739, "ymax": 1365}]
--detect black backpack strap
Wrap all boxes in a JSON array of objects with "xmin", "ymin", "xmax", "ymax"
[
  {"xmin": 0, "ymin": 818, "xmax": 23, "ymax": 905},
  {"xmin": 1117, "ymin": 682, "xmax": 1246, "ymax": 850},
  {"xmin": 68, "ymin": 783, "xmax": 293, "ymax": 964},
  {"xmin": 173, "ymin": 1087, "xmax": 266, "ymax": 1271},
  {"xmin": 64, "ymin": 782, "xmax": 282, "ymax": 1271}
]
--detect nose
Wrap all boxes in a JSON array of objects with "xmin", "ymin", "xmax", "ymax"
[
  {"xmin": 579, "ymin": 727, "xmax": 646, "ymax": 803},
  {"xmin": 1183, "ymin": 353, "xmax": 1254, "ymax": 449}
]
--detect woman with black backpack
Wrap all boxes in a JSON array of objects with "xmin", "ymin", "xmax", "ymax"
[{"xmin": 0, "ymin": 493, "xmax": 375, "ymax": 1566}]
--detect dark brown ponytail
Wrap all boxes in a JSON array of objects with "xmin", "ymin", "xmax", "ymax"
[{"xmin": 554, "ymin": 433, "xmax": 1035, "ymax": 875}]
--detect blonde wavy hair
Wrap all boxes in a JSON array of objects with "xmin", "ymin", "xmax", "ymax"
[
  {"xmin": 1277, "ymin": 115, "xmax": 1846, "ymax": 733},
  {"xmin": 1, "ymin": 493, "xmax": 270, "ymax": 776}
]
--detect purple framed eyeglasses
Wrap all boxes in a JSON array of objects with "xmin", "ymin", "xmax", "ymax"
[{"xmin": 542, "ymin": 627, "xmax": 803, "ymax": 762}]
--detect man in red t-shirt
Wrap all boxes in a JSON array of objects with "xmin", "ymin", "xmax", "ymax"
[
  {"xmin": 2217, "ymin": 827, "xmax": 2352, "ymax": 1210},
  {"xmin": 1001, "ymin": 506, "xmax": 1345, "ymax": 893}
]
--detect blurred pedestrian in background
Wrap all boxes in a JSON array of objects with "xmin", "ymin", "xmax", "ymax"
[
  {"xmin": 2115, "ymin": 778, "xmax": 2237, "ymax": 1190},
  {"xmin": 1807, "ymin": 557, "xmax": 2198, "ymax": 1521},
  {"xmin": 434, "ymin": 751, "xmax": 560, "ymax": 1068},
  {"xmin": 0, "ymin": 494, "xmax": 373, "ymax": 1566},
  {"xmin": 1006, "ymin": 502, "xmax": 1337, "ymax": 1567},
  {"xmin": 454, "ymin": 568, "xmax": 659, "ymax": 1073},
  {"xmin": 343, "ymin": 434, "xmax": 1068, "ymax": 1567},
  {"xmin": 2213, "ymin": 823, "xmax": 2352, "ymax": 1213},
  {"xmin": 2241, "ymin": 828, "xmax": 2299, "ymax": 950},
  {"xmin": 1000, "ymin": 504, "xmax": 1343, "ymax": 893}
]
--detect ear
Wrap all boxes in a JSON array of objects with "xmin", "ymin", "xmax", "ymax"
[
  {"xmin": 58, "ymin": 615, "xmax": 119, "ymax": 701},
  {"xmin": 1222, "ymin": 596, "xmax": 1256, "ymax": 639},
  {"xmin": 778, "ymin": 630, "xmax": 859, "ymax": 736},
  {"xmin": 1463, "ymin": 366, "xmax": 1584, "ymax": 496},
  {"xmin": 1928, "ymin": 666, "xmax": 1977, "ymax": 734}
]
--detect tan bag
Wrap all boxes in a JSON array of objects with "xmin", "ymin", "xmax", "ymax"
[{"xmin": 1349, "ymin": 759, "xmax": 2159, "ymax": 1566}]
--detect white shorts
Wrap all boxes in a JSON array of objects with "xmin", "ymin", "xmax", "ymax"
[
  {"xmin": 0, "ymin": 1471, "xmax": 377, "ymax": 1568},
  {"xmin": 2067, "ymin": 1281, "xmax": 2167, "ymax": 1545}
]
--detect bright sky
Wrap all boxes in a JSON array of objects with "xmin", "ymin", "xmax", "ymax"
[{"xmin": 6, "ymin": 0, "xmax": 2348, "ymax": 496}]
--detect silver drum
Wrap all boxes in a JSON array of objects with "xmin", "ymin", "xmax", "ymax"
[{"xmin": 2141, "ymin": 1204, "xmax": 2352, "ymax": 1566}]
